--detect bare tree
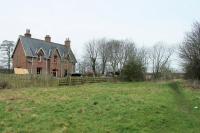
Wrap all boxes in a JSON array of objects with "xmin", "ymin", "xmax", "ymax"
[
  {"xmin": 137, "ymin": 47, "xmax": 150, "ymax": 72},
  {"xmin": 97, "ymin": 38, "xmax": 110, "ymax": 75},
  {"xmin": 150, "ymin": 43, "xmax": 174, "ymax": 79},
  {"xmin": 118, "ymin": 40, "xmax": 136, "ymax": 72},
  {"xmin": 179, "ymin": 22, "xmax": 200, "ymax": 79},
  {"xmin": 107, "ymin": 40, "xmax": 121, "ymax": 75},
  {"xmin": 0, "ymin": 40, "xmax": 15, "ymax": 69},
  {"xmin": 85, "ymin": 40, "xmax": 98, "ymax": 76},
  {"xmin": 83, "ymin": 38, "xmax": 139, "ymax": 77},
  {"xmin": 76, "ymin": 59, "xmax": 89, "ymax": 74},
  {"xmin": 98, "ymin": 39, "xmax": 136, "ymax": 76}
]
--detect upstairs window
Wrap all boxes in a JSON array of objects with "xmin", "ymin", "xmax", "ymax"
[
  {"xmin": 66, "ymin": 54, "xmax": 71, "ymax": 63},
  {"xmin": 54, "ymin": 55, "xmax": 58, "ymax": 63},
  {"xmin": 38, "ymin": 55, "xmax": 42, "ymax": 62},
  {"xmin": 37, "ymin": 49, "xmax": 44, "ymax": 62}
]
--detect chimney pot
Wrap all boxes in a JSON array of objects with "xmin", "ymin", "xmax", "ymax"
[
  {"xmin": 65, "ymin": 38, "xmax": 71, "ymax": 48},
  {"xmin": 24, "ymin": 29, "xmax": 31, "ymax": 37},
  {"xmin": 45, "ymin": 35, "xmax": 51, "ymax": 42}
]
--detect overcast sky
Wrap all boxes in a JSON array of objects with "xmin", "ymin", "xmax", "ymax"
[{"xmin": 0, "ymin": 0, "xmax": 200, "ymax": 61}]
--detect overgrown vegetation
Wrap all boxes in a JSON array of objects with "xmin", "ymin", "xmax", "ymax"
[
  {"xmin": 180, "ymin": 21, "xmax": 200, "ymax": 80},
  {"xmin": 0, "ymin": 74, "xmax": 113, "ymax": 88},
  {"xmin": 121, "ymin": 58, "xmax": 145, "ymax": 81},
  {"xmin": 0, "ymin": 81, "xmax": 11, "ymax": 89},
  {"xmin": 0, "ymin": 81, "xmax": 200, "ymax": 132},
  {"xmin": 0, "ymin": 74, "xmax": 58, "ymax": 88}
]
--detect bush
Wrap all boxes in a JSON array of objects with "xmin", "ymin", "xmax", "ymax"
[
  {"xmin": 121, "ymin": 58, "xmax": 145, "ymax": 81},
  {"xmin": 0, "ymin": 81, "xmax": 11, "ymax": 89},
  {"xmin": 85, "ymin": 72, "xmax": 95, "ymax": 77},
  {"xmin": 184, "ymin": 63, "xmax": 200, "ymax": 79}
]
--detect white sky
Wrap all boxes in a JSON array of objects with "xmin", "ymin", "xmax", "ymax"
[{"xmin": 0, "ymin": 0, "xmax": 200, "ymax": 64}]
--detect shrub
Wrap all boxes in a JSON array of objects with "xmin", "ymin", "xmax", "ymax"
[
  {"xmin": 0, "ymin": 81, "xmax": 11, "ymax": 89},
  {"xmin": 121, "ymin": 58, "xmax": 145, "ymax": 81},
  {"xmin": 85, "ymin": 72, "xmax": 95, "ymax": 77}
]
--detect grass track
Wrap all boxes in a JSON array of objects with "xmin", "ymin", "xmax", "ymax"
[{"xmin": 0, "ymin": 81, "xmax": 200, "ymax": 133}]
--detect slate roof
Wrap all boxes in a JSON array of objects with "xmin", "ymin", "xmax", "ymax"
[{"xmin": 13, "ymin": 35, "xmax": 77, "ymax": 63}]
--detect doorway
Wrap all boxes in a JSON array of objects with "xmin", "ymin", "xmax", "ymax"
[
  {"xmin": 37, "ymin": 67, "xmax": 42, "ymax": 74},
  {"xmin": 52, "ymin": 69, "xmax": 57, "ymax": 77},
  {"xmin": 64, "ymin": 70, "xmax": 68, "ymax": 77}
]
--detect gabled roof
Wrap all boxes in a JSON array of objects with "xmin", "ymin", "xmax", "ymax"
[{"xmin": 13, "ymin": 35, "xmax": 77, "ymax": 63}]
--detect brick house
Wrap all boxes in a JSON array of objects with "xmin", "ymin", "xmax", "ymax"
[{"xmin": 12, "ymin": 29, "xmax": 77, "ymax": 77}]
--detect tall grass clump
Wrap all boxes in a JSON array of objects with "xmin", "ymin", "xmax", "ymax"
[
  {"xmin": 0, "ymin": 74, "xmax": 58, "ymax": 88},
  {"xmin": 0, "ymin": 80, "xmax": 11, "ymax": 89}
]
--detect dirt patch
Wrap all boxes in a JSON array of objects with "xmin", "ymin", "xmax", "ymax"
[{"xmin": 168, "ymin": 81, "xmax": 192, "ymax": 113}]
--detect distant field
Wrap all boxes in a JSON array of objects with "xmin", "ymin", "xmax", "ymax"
[{"xmin": 0, "ymin": 81, "xmax": 200, "ymax": 133}]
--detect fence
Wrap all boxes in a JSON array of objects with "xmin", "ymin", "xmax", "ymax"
[
  {"xmin": 59, "ymin": 77, "xmax": 113, "ymax": 86},
  {"xmin": 0, "ymin": 74, "xmax": 115, "ymax": 88},
  {"xmin": 0, "ymin": 74, "xmax": 58, "ymax": 88}
]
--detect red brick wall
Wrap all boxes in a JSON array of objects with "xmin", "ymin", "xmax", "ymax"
[
  {"xmin": 28, "ymin": 57, "xmax": 49, "ymax": 75},
  {"xmin": 13, "ymin": 41, "xmax": 27, "ymax": 69},
  {"xmin": 50, "ymin": 49, "xmax": 61, "ymax": 77},
  {"xmin": 62, "ymin": 60, "xmax": 75, "ymax": 76}
]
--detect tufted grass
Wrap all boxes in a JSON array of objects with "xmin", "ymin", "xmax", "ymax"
[{"xmin": 0, "ymin": 81, "xmax": 200, "ymax": 133}]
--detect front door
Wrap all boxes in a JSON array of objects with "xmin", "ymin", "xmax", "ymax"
[
  {"xmin": 37, "ymin": 67, "xmax": 42, "ymax": 74},
  {"xmin": 52, "ymin": 69, "xmax": 57, "ymax": 77},
  {"xmin": 64, "ymin": 70, "xmax": 68, "ymax": 77}
]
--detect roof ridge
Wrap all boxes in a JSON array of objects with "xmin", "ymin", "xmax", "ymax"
[{"xmin": 20, "ymin": 35, "xmax": 65, "ymax": 46}]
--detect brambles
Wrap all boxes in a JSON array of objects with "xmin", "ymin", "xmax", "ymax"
[{"xmin": 0, "ymin": 80, "xmax": 11, "ymax": 89}]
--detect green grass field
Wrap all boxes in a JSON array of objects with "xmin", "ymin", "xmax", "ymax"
[{"xmin": 0, "ymin": 81, "xmax": 200, "ymax": 133}]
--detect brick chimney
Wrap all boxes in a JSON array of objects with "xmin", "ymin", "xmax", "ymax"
[
  {"xmin": 24, "ymin": 29, "xmax": 31, "ymax": 37},
  {"xmin": 65, "ymin": 38, "xmax": 70, "ymax": 48},
  {"xmin": 45, "ymin": 35, "xmax": 51, "ymax": 42}
]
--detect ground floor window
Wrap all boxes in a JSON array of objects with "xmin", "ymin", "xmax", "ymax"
[
  {"xmin": 52, "ymin": 69, "xmax": 57, "ymax": 77},
  {"xmin": 37, "ymin": 67, "xmax": 42, "ymax": 74}
]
